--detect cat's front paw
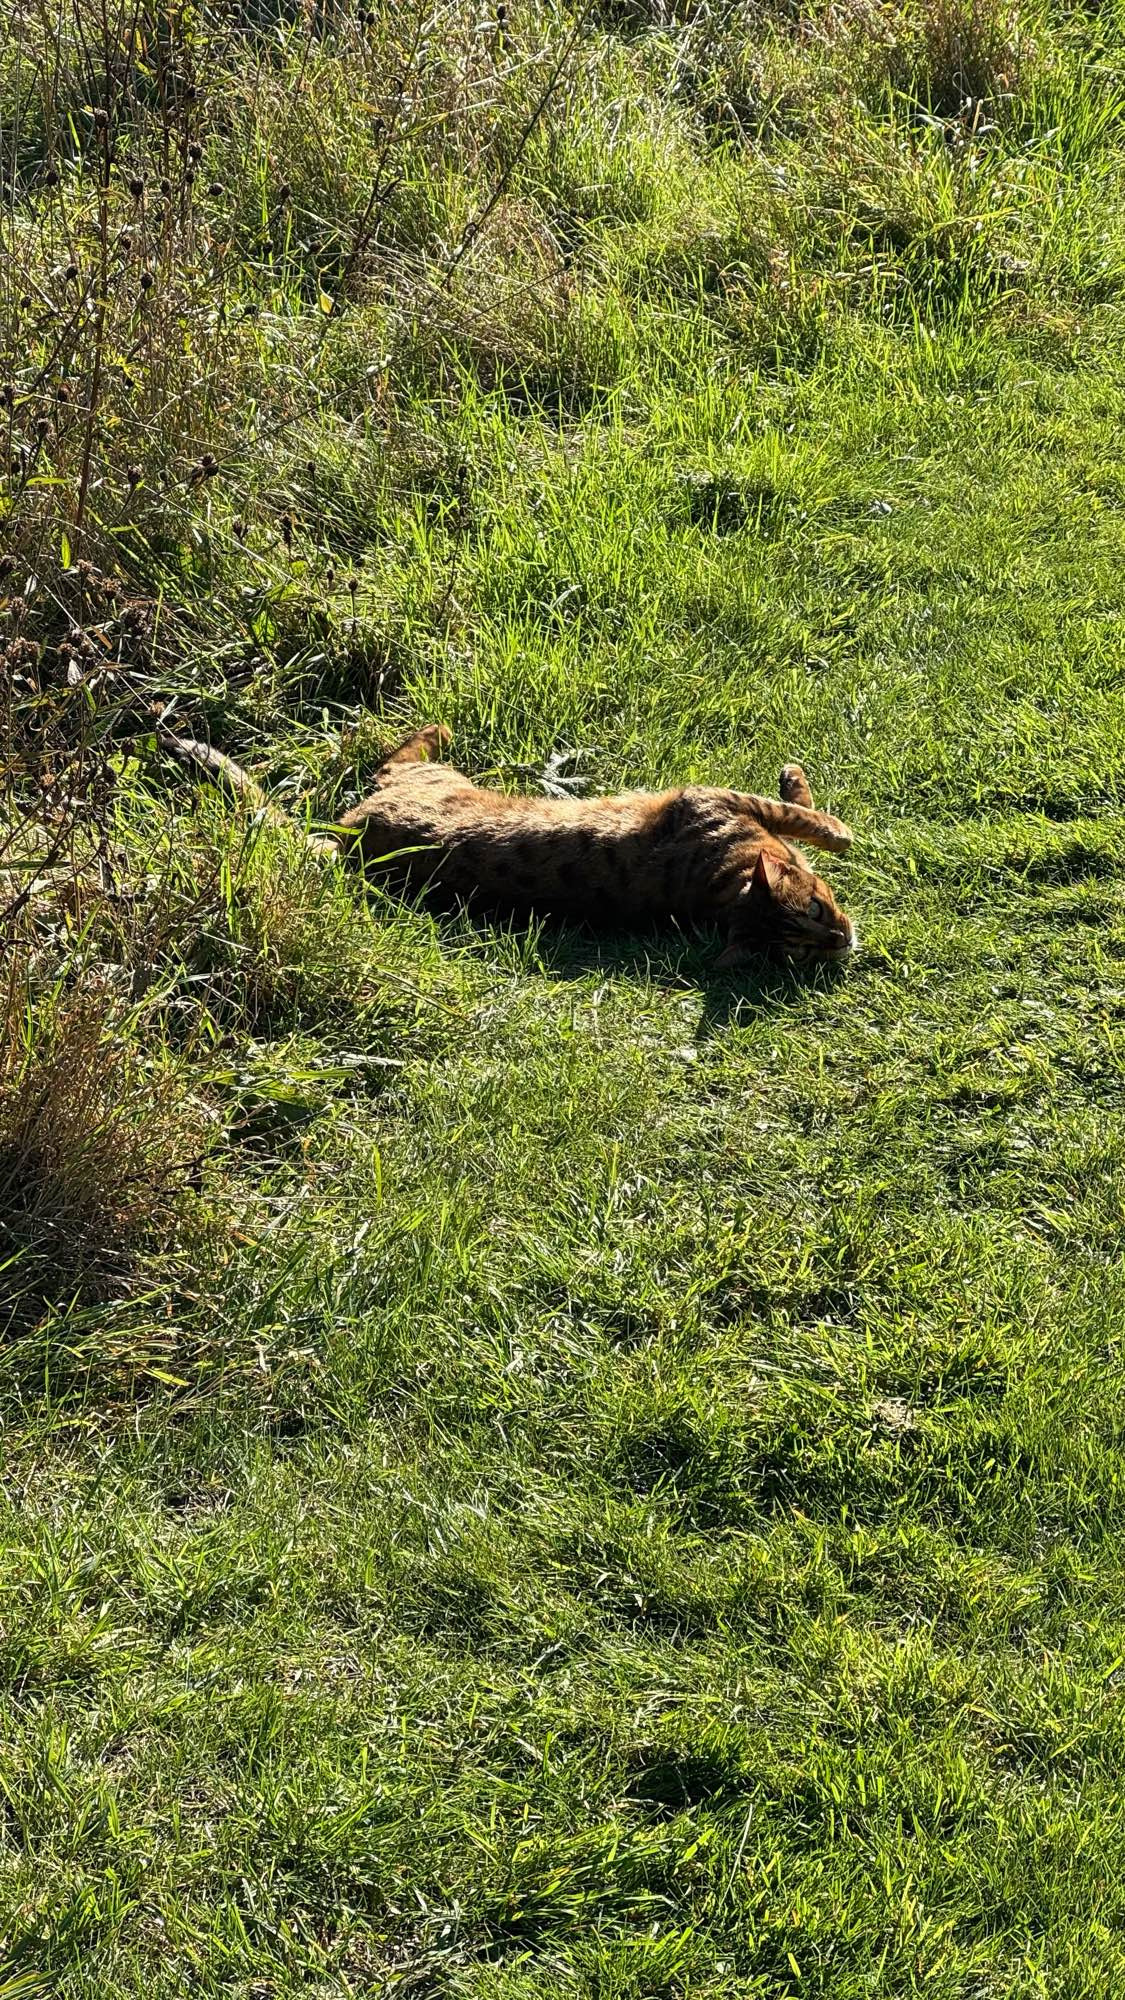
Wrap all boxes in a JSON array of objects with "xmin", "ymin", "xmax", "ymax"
[{"xmin": 821, "ymin": 815, "xmax": 854, "ymax": 854}]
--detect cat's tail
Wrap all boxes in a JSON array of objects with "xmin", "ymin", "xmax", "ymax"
[{"xmin": 157, "ymin": 727, "xmax": 340, "ymax": 857}]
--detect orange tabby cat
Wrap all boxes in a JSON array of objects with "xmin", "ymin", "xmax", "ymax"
[{"xmin": 161, "ymin": 723, "xmax": 856, "ymax": 968}]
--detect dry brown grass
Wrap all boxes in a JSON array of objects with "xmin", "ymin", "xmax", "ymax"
[
  {"xmin": 0, "ymin": 960, "xmax": 208, "ymax": 1334},
  {"xmin": 908, "ymin": 0, "xmax": 1031, "ymax": 114},
  {"xmin": 683, "ymin": 0, "xmax": 1041, "ymax": 146}
]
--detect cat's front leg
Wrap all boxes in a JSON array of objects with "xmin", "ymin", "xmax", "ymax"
[{"xmin": 734, "ymin": 791, "xmax": 853, "ymax": 855}]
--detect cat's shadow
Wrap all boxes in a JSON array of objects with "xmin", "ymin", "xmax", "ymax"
[{"xmin": 443, "ymin": 907, "xmax": 848, "ymax": 1040}]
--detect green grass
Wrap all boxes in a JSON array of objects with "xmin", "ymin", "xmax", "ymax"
[{"xmin": 4, "ymin": 0, "xmax": 1125, "ymax": 1992}]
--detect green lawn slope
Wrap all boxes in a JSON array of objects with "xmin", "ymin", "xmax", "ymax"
[{"xmin": 3, "ymin": 0, "xmax": 1125, "ymax": 1992}]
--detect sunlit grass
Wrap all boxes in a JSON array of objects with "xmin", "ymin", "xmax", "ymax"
[{"xmin": 3, "ymin": 0, "xmax": 1125, "ymax": 1992}]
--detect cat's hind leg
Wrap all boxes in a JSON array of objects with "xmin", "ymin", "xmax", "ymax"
[
  {"xmin": 780, "ymin": 763, "xmax": 815, "ymax": 808},
  {"xmin": 377, "ymin": 724, "xmax": 452, "ymax": 770}
]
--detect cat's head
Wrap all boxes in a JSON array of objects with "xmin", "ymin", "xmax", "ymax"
[{"xmin": 717, "ymin": 848, "xmax": 855, "ymax": 969}]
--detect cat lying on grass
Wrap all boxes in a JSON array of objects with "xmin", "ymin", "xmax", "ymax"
[{"xmin": 160, "ymin": 722, "xmax": 856, "ymax": 970}]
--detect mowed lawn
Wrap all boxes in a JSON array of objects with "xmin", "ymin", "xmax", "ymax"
[{"xmin": 4, "ymin": 1, "xmax": 1125, "ymax": 1995}]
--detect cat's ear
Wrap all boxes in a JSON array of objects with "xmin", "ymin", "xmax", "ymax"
[
  {"xmin": 749, "ymin": 849, "xmax": 785, "ymax": 896},
  {"xmin": 715, "ymin": 938, "xmax": 750, "ymax": 969}
]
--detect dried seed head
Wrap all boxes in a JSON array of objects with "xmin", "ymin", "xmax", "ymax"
[
  {"xmin": 201, "ymin": 452, "xmax": 218, "ymax": 475},
  {"xmin": 347, "ymin": 574, "xmax": 360, "ymax": 594},
  {"xmin": 188, "ymin": 142, "xmax": 203, "ymax": 163},
  {"xmin": 34, "ymin": 416, "xmax": 50, "ymax": 438},
  {"xmin": 45, "ymin": 167, "xmax": 60, "ymax": 188},
  {"xmin": 129, "ymin": 174, "xmax": 144, "ymax": 198},
  {"xmin": 139, "ymin": 269, "xmax": 154, "ymax": 290},
  {"xmin": 232, "ymin": 516, "xmax": 246, "ymax": 539},
  {"xmin": 65, "ymin": 262, "xmax": 79, "ymax": 281},
  {"xmin": 118, "ymin": 230, "xmax": 132, "ymax": 252},
  {"xmin": 56, "ymin": 382, "xmax": 71, "ymax": 402},
  {"xmin": 127, "ymin": 463, "xmax": 143, "ymax": 487},
  {"xmin": 280, "ymin": 510, "xmax": 294, "ymax": 546},
  {"xmin": 277, "ymin": 182, "xmax": 292, "ymax": 202},
  {"xmin": 207, "ymin": 181, "xmax": 224, "ymax": 197},
  {"xmin": 160, "ymin": 177, "xmax": 172, "ymax": 198},
  {"xmin": 1, "ymin": 384, "xmax": 14, "ymax": 409}
]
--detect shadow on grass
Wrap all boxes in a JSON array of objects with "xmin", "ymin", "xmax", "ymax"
[{"xmin": 423, "ymin": 894, "xmax": 854, "ymax": 1037}]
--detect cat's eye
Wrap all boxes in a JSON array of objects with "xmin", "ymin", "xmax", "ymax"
[{"xmin": 808, "ymin": 896, "xmax": 825, "ymax": 921}]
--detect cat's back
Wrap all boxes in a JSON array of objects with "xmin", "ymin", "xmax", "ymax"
[
  {"xmin": 341, "ymin": 761, "xmax": 698, "ymax": 915},
  {"xmin": 346, "ymin": 760, "xmax": 670, "ymax": 839}
]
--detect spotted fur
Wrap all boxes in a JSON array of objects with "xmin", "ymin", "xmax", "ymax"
[
  {"xmin": 160, "ymin": 722, "xmax": 856, "ymax": 968},
  {"xmin": 337, "ymin": 727, "xmax": 856, "ymax": 968}
]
